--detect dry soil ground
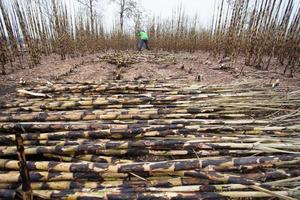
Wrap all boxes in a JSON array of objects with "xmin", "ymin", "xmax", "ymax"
[{"xmin": 0, "ymin": 50, "xmax": 299, "ymax": 102}]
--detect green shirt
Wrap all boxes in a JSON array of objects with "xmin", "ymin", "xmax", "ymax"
[{"xmin": 139, "ymin": 31, "xmax": 149, "ymax": 40}]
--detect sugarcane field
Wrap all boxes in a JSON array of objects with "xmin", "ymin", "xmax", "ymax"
[{"xmin": 0, "ymin": 0, "xmax": 300, "ymax": 200}]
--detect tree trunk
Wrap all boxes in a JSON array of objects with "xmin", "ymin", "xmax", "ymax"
[
  {"xmin": 120, "ymin": 0, "xmax": 125, "ymax": 32},
  {"xmin": 90, "ymin": 0, "xmax": 94, "ymax": 35},
  {"xmin": 120, "ymin": 12, "xmax": 124, "ymax": 32}
]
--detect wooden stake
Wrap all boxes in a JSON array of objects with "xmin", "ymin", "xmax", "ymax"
[{"xmin": 15, "ymin": 125, "xmax": 32, "ymax": 200}]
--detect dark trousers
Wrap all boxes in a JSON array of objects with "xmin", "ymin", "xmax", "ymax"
[{"xmin": 138, "ymin": 40, "xmax": 150, "ymax": 51}]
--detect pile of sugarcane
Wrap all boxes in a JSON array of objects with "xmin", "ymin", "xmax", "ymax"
[
  {"xmin": 98, "ymin": 52, "xmax": 177, "ymax": 67},
  {"xmin": 0, "ymin": 78, "xmax": 299, "ymax": 200}
]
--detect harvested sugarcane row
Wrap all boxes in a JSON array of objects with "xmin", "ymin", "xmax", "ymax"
[
  {"xmin": 0, "ymin": 171, "xmax": 128, "ymax": 183},
  {"xmin": 48, "ymin": 149, "xmax": 269, "ymax": 160},
  {"xmin": 0, "ymin": 185, "xmax": 270, "ymax": 193},
  {"xmin": 16, "ymin": 85, "xmax": 180, "ymax": 95},
  {"xmin": 3, "ymin": 131, "xmax": 285, "ymax": 143},
  {"xmin": 0, "ymin": 123, "xmax": 187, "ymax": 133},
  {"xmin": 1, "ymin": 107, "xmax": 259, "ymax": 122},
  {"xmin": 0, "ymin": 110, "xmax": 276, "ymax": 122},
  {"xmin": 19, "ymin": 176, "xmax": 298, "ymax": 191},
  {"xmin": 1, "ymin": 98, "xmax": 162, "ymax": 111},
  {"xmin": 0, "ymin": 81, "xmax": 299, "ymax": 200},
  {"xmin": 0, "ymin": 128, "xmax": 203, "ymax": 143},
  {"xmin": 0, "ymin": 182, "xmax": 251, "ymax": 191},
  {"xmin": 0, "ymin": 101, "xmax": 267, "ymax": 114},
  {"xmin": 3, "ymin": 134, "xmax": 298, "ymax": 147},
  {"xmin": 3, "ymin": 103, "xmax": 295, "ymax": 118},
  {"xmin": 28, "ymin": 95, "xmax": 296, "ymax": 108},
  {"xmin": 50, "ymin": 77, "xmax": 189, "ymax": 85},
  {"xmin": 43, "ymin": 81, "xmax": 277, "ymax": 90},
  {"xmin": 0, "ymin": 172, "xmax": 216, "ymax": 185},
  {"xmin": 1, "ymin": 103, "xmax": 297, "ymax": 114},
  {"xmin": 0, "ymin": 155, "xmax": 299, "ymax": 173},
  {"xmin": 3, "ymin": 90, "xmax": 292, "ymax": 109},
  {"xmin": 1, "ymin": 168, "xmax": 299, "ymax": 185},
  {"xmin": 1, "ymin": 141, "xmax": 299, "ymax": 157},
  {"xmin": 43, "ymin": 154, "xmax": 133, "ymax": 164},
  {"xmin": 1, "ymin": 130, "xmax": 299, "ymax": 145},
  {"xmin": 0, "ymin": 176, "xmax": 297, "ymax": 199},
  {"xmin": 0, "ymin": 139, "xmax": 299, "ymax": 156},
  {"xmin": 98, "ymin": 51, "xmax": 178, "ymax": 66},
  {"xmin": 16, "ymin": 88, "xmax": 292, "ymax": 101},
  {"xmin": 0, "ymin": 129, "xmax": 200, "ymax": 144},
  {"xmin": 128, "ymin": 169, "xmax": 300, "ymax": 195},
  {"xmin": 16, "ymin": 88, "xmax": 271, "ymax": 99},
  {"xmin": 17, "ymin": 90, "xmax": 288, "ymax": 100},
  {"xmin": 43, "ymin": 149, "xmax": 284, "ymax": 157},
  {"xmin": 13, "ymin": 83, "xmax": 215, "ymax": 94},
  {"xmin": 0, "ymin": 190, "xmax": 294, "ymax": 200},
  {"xmin": 1, "ymin": 123, "xmax": 299, "ymax": 137},
  {"xmin": 0, "ymin": 177, "xmax": 229, "ymax": 190},
  {"xmin": 9, "ymin": 89, "xmax": 295, "ymax": 107},
  {"xmin": 17, "ymin": 79, "xmax": 270, "ymax": 87},
  {"xmin": 3, "ymin": 104, "xmax": 295, "ymax": 119},
  {"xmin": 17, "ymin": 82, "xmax": 287, "ymax": 94},
  {"xmin": 0, "ymin": 92, "xmax": 227, "ymax": 107},
  {"xmin": 50, "ymin": 148, "xmax": 297, "ymax": 160},
  {"xmin": 6, "ymin": 102, "xmax": 289, "ymax": 118},
  {"xmin": 24, "ymin": 89, "xmax": 293, "ymax": 100},
  {"xmin": 19, "ymin": 82, "xmax": 186, "ymax": 91},
  {"xmin": 185, "ymin": 169, "xmax": 300, "ymax": 184},
  {"xmin": 3, "ymin": 96, "xmax": 297, "ymax": 112}
]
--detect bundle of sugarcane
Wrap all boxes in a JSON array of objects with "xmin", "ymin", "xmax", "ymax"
[
  {"xmin": 0, "ymin": 80, "xmax": 299, "ymax": 200},
  {"xmin": 0, "ymin": 138, "xmax": 299, "ymax": 157},
  {"xmin": 14, "ymin": 81, "xmax": 287, "ymax": 95},
  {"xmin": 97, "ymin": 51, "xmax": 177, "ymax": 67}
]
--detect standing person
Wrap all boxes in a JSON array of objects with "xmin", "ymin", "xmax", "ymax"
[{"xmin": 138, "ymin": 30, "xmax": 150, "ymax": 51}]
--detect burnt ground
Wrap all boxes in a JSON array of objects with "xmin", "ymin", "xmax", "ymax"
[{"xmin": 0, "ymin": 50, "xmax": 299, "ymax": 102}]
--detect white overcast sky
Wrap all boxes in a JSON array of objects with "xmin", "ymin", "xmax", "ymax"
[
  {"xmin": 100, "ymin": 0, "xmax": 300, "ymax": 31},
  {"xmin": 101, "ymin": 0, "xmax": 217, "ymax": 29},
  {"xmin": 140, "ymin": 0, "xmax": 215, "ymax": 26},
  {"xmin": 137, "ymin": 0, "xmax": 215, "ymax": 26}
]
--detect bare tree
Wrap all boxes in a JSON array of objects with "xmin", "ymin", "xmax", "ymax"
[
  {"xmin": 110, "ymin": 0, "xmax": 138, "ymax": 32},
  {"xmin": 133, "ymin": 9, "xmax": 142, "ymax": 33},
  {"xmin": 76, "ymin": 0, "xmax": 100, "ymax": 34}
]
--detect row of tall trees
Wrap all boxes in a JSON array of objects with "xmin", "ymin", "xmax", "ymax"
[
  {"xmin": 0, "ymin": 0, "xmax": 142, "ymax": 74},
  {"xmin": 0, "ymin": 0, "xmax": 299, "ymax": 76},
  {"xmin": 211, "ymin": 0, "xmax": 300, "ymax": 76}
]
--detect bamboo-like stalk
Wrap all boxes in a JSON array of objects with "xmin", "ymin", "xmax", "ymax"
[
  {"xmin": 44, "ymin": 154, "xmax": 133, "ymax": 164},
  {"xmin": 1, "ymin": 131, "xmax": 298, "ymax": 145},
  {"xmin": 0, "ymin": 171, "xmax": 127, "ymax": 183},
  {"xmin": 30, "ymin": 190, "xmax": 300, "ymax": 199},
  {"xmin": 1, "ymin": 182, "xmax": 252, "ymax": 191},
  {"xmin": 0, "ymin": 139, "xmax": 299, "ymax": 156},
  {"xmin": 0, "ymin": 155, "xmax": 299, "ymax": 173},
  {"xmin": 15, "ymin": 131, "xmax": 32, "ymax": 200}
]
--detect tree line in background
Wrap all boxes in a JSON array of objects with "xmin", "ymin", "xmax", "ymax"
[{"xmin": 0, "ymin": 0, "xmax": 299, "ymax": 76}]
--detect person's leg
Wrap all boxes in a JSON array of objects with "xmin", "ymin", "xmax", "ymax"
[
  {"xmin": 138, "ymin": 40, "xmax": 143, "ymax": 51},
  {"xmin": 144, "ymin": 40, "xmax": 150, "ymax": 50}
]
